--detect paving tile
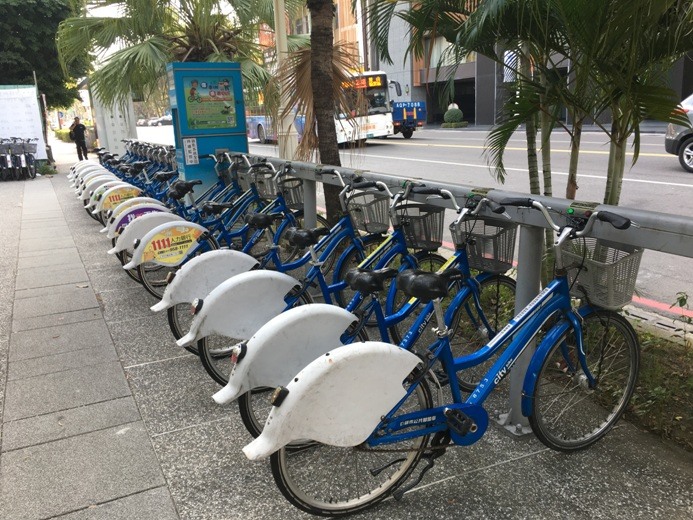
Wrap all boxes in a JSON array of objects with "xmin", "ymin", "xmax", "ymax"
[
  {"xmin": 2, "ymin": 397, "xmax": 141, "ymax": 452},
  {"xmin": 126, "ymin": 355, "xmax": 225, "ymax": 435},
  {"xmin": 14, "ymin": 280, "xmax": 94, "ymax": 300},
  {"xmin": 8, "ymin": 343, "xmax": 119, "ymax": 381},
  {"xmin": 88, "ymin": 266, "xmax": 142, "ymax": 293},
  {"xmin": 19, "ymin": 236, "xmax": 76, "ymax": 253},
  {"xmin": 19, "ymin": 226, "xmax": 72, "ymax": 240},
  {"xmin": 11, "ymin": 308, "xmax": 103, "ymax": 332},
  {"xmin": 15, "ymin": 265, "xmax": 89, "ymax": 290},
  {"xmin": 13, "ymin": 286, "xmax": 99, "ymax": 319},
  {"xmin": 53, "ymin": 487, "xmax": 178, "ymax": 520},
  {"xmin": 109, "ymin": 314, "xmax": 185, "ymax": 367},
  {"xmin": 4, "ymin": 361, "xmax": 131, "ymax": 421},
  {"xmin": 10, "ymin": 319, "xmax": 113, "ymax": 361},
  {"xmin": 21, "ymin": 219, "xmax": 73, "ymax": 231},
  {"xmin": 0, "ymin": 422, "xmax": 165, "ymax": 520},
  {"xmin": 17, "ymin": 248, "xmax": 81, "ymax": 267},
  {"xmin": 99, "ymin": 285, "xmax": 160, "ymax": 323}
]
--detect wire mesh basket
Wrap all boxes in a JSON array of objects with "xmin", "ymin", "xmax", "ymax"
[
  {"xmin": 0, "ymin": 143, "xmax": 11, "ymax": 154},
  {"xmin": 279, "ymin": 177, "xmax": 304, "ymax": 210},
  {"xmin": 561, "ymin": 238, "xmax": 643, "ymax": 310},
  {"xmin": 253, "ymin": 171, "xmax": 281, "ymax": 199},
  {"xmin": 395, "ymin": 203, "xmax": 445, "ymax": 251},
  {"xmin": 237, "ymin": 170, "xmax": 252, "ymax": 191},
  {"xmin": 25, "ymin": 142, "xmax": 37, "ymax": 154},
  {"xmin": 347, "ymin": 191, "xmax": 391, "ymax": 234},
  {"xmin": 451, "ymin": 218, "xmax": 518, "ymax": 274},
  {"xmin": 9, "ymin": 143, "xmax": 25, "ymax": 154}
]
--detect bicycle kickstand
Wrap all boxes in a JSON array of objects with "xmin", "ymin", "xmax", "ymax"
[{"xmin": 392, "ymin": 431, "xmax": 451, "ymax": 501}]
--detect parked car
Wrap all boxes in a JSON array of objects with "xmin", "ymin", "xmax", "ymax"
[
  {"xmin": 147, "ymin": 117, "xmax": 161, "ymax": 126},
  {"xmin": 665, "ymin": 93, "xmax": 693, "ymax": 173},
  {"xmin": 158, "ymin": 114, "xmax": 173, "ymax": 125},
  {"xmin": 136, "ymin": 118, "xmax": 147, "ymax": 126}
]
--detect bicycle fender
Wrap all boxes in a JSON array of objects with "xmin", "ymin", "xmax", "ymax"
[
  {"xmin": 90, "ymin": 182, "xmax": 134, "ymax": 213},
  {"xmin": 78, "ymin": 175, "xmax": 116, "ymax": 201},
  {"xmin": 151, "ymin": 249, "xmax": 259, "ymax": 312},
  {"xmin": 105, "ymin": 203, "xmax": 171, "ymax": 238},
  {"xmin": 521, "ymin": 307, "xmax": 592, "ymax": 417},
  {"xmin": 70, "ymin": 164, "xmax": 104, "ymax": 183},
  {"xmin": 176, "ymin": 270, "xmax": 300, "ymax": 348},
  {"xmin": 69, "ymin": 161, "xmax": 99, "ymax": 178},
  {"xmin": 103, "ymin": 198, "xmax": 167, "ymax": 236},
  {"xmin": 76, "ymin": 169, "xmax": 113, "ymax": 191},
  {"xmin": 122, "ymin": 221, "xmax": 210, "ymax": 270},
  {"xmin": 88, "ymin": 181, "xmax": 131, "ymax": 210},
  {"xmin": 213, "ymin": 304, "xmax": 358, "ymax": 405},
  {"xmin": 108, "ymin": 212, "xmax": 184, "ymax": 255},
  {"xmin": 94, "ymin": 185, "xmax": 142, "ymax": 215},
  {"xmin": 243, "ymin": 342, "xmax": 420, "ymax": 460}
]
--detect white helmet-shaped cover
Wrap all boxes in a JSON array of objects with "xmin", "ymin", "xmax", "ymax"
[
  {"xmin": 213, "ymin": 304, "xmax": 358, "ymax": 405},
  {"xmin": 151, "ymin": 249, "xmax": 259, "ymax": 312},
  {"xmin": 176, "ymin": 270, "xmax": 300, "ymax": 348},
  {"xmin": 104, "ymin": 202, "xmax": 169, "ymax": 238},
  {"xmin": 243, "ymin": 342, "xmax": 421, "ymax": 461},
  {"xmin": 109, "ymin": 212, "xmax": 184, "ymax": 255}
]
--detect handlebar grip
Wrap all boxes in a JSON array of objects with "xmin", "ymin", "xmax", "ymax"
[
  {"xmin": 410, "ymin": 186, "xmax": 450, "ymax": 198},
  {"xmin": 597, "ymin": 211, "xmax": 630, "ymax": 230},
  {"xmin": 499, "ymin": 197, "xmax": 534, "ymax": 207},
  {"xmin": 487, "ymin": 200, "xmax": 506, "ymax": 214},
  {"xmin": 191, "ymin": 180, "xmax": 203, "ymax": 186}
]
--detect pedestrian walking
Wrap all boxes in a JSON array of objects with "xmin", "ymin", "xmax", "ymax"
[{"xmin": 69, "ymin": 117, "xmax": 88, "ymax": 160}]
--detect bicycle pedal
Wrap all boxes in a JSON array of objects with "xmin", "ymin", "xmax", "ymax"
[
  {"xmin": 433, "ymin": 369, "xmax": 449, "ymax": 387},
  {"xmin": 444, "ymin": 408, "xmax": 477, "ymax": 437}
]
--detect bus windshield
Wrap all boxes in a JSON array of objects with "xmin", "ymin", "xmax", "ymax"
[{"xmin": 341, "ymin": 73, "xmax": 390, "ymax": 118}]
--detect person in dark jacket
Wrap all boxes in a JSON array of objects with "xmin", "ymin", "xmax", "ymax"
[{"xmin": 69, "ymin": 117, "xmax": 88, "ymax": 160}]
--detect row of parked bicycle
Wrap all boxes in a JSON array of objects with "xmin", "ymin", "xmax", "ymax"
[
  {"xmin": 1, "ymin": 137, "xmax": 39, "ymax": 180},
  {"xmin": 69, "ymin": 141, "xmax": 643, "ymax": 516}
]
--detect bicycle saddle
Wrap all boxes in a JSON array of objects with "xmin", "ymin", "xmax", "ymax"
[
  {"xmin": 284, "ymin": 227, "xmax": 330, "ymax": 249},
  {"xmin": 345, "ymin": 268, "xmax": 398, "ymax": 294},
  {"xmin": 201, "ymin": 201, "xmax": 236, "ymax": 216},
  {"xmin": 168, "ymin": 180, "xmax": 203, "ymax": 200},
  {"xmin": 396, "ymin": 269, "xmax": 466, "ymax": 302},
  {"xmin": 244, "ymin": 212, "xmax": 281, "ymax": 229},
  {"xmin": 153, "ymin": 171, "xmax": 177, "ymax": 182}
]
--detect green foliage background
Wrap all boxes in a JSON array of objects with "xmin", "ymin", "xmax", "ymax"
[{"xmin": 0, "ymin": 0, "xmax": 88, "ymax": 108}]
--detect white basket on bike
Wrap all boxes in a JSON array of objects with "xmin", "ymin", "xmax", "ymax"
[
  {"xmin": 253, "ymin": 171, "xmax": 284, "ymax": 200},
  {"xmin": 279, "ymin": 178, "xmax": 304, "ymax": 210},
  {"xmin": 561, "ymin": 238, "xmax": 643, "ymax": 310},
  {"xmin": 347, "ymin": 191, "xmax": 390, "ymax": 234},
  {"xmin": 238, "ymin": 170, "xmax": 252, "ymax": 191},
  {"xmin": 25, "ymin": 142, "xmax": 38, "ymax": 154},
  {"xmin": 395, "ymin": 203, "xmax": 445, "ymax": 251},
  {"xmin": 450, "ymin": 218, "xmax": 518, "ymax": 274}
]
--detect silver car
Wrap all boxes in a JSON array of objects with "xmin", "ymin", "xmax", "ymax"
[{"xmin": 665, "ymin": 93, "xmax": 693, "ymax": 173}]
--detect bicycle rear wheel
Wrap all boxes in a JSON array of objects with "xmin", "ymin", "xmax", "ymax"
[
  {"xmin": 270, "ymin": 379, "xmax": 433, "ymax": 516},
  {"xmin": 529, "ymin": 310, "xmax": 639, "ymax": 451},
  {"xmin": 198, "ymin": 290, "xmax": 314, "ymax": 386},
  {"xmin": 27, "ymin": 156, "xmax": 36, "ymax": 179},
  {"xmin": 167, "ymin": 304, "xmax": 200, "ymax": 355},
  {"xmin": 449, "ymin": 275, "xmax": 517, "ymax": 391}
]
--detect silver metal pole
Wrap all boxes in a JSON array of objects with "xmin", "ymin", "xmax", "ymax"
[
  {"xmin": 495, "ymin": 224, "xmax": 544, "ymax": 435},
  {"xmin": 303, "ymin": 179, "xmax": 318, "ymax": 228},
  {"xmin": 273, "ymin": 0, "xmax": 299, "ymax": 160}
]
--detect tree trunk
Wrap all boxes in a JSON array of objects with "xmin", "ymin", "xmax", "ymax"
[
  {"xmin": 525, "ymin": 113, "xmax": 541, "ymax": 195},
  {"xmin": 307, "ymin": 0, "xmax": 341, "ymax": 223},
  {"xmin": 566, "ymin": 118, "xmax": 582, "ymax": 199}
]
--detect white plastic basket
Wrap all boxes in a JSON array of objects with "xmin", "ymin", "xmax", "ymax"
[
  {"xmin": 561, "ymin": 238, "xmax": 643, "ymax": 310},
  {"xmin": 451, "ymin": 218, "xmax": 517, "ymax": 274}
]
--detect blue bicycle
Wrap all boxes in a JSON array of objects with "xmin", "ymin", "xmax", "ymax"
[{"xmin": 258, "ymin": 199, "xmax": 641, "ymax": 516}]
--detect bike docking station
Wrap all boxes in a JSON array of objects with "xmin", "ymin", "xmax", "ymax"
[
  {"xmin": 166, "ymin": 62, "xmax": 248, "ymax": 191},
  {"xmin": 209, "ymin": 154, "xmax": 693, "ymax": 437}
]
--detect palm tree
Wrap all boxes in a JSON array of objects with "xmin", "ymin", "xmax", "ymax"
[{"xmin": 56, "ymin": 0, "xmax": 303, "ymax": 108}]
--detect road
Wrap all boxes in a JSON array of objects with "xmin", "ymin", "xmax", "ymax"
[{"xmin": 137, "ymin": 125, "xmax": 693, "ymax": 317}]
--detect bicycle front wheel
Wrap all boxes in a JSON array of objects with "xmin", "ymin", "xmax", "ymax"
[
  {"xmin": 270, "ymin": 379, "xmax": 433, "ymax": 516},
  {"xmin": 529, "ymin": 310, "xmax": 639, "ymax": 451}
]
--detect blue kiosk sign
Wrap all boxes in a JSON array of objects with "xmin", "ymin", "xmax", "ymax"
[{"xmin": 166, "ymin": 62, "xmax": 248, "ymax": 190}]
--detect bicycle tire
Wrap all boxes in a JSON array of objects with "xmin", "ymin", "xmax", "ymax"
[
  {"xmin": 13, "ymin": 163, "xmax": 22, "ymax": 181},
  {"xmin": 27, "ymin": 156, "xmax": 36, "ymax": 179},
  {"xmin": 137, "ymin": 235, "xmax": 218, "ymax": 299},
  {"xmin": 449, "ymin": 275, "xmax": 517, "ymax": 391},
  {"xmin": 238, "ymin": 327, "xmax": 370, "ymax": 439},
  {"xmin": 199, "ymin": 290, "xmax": 314, "ymax": 386},
  {"xmin": 114, "ymin": 239, "xmax": 142, "ymax": 283},
  {"xmin": 386, "ymin": 252, "xmax": 448, "ymax": 346},
  {"xmin": 529, "ymin": 310, "xmax": 639, "ymax": 452},
  {"xmin": 167, "ymin": 303, "xmax": 200, "ymax": 356},
  {"xmin": 269, "ymin": 377, "xmax": 433, "ymax": 516}
]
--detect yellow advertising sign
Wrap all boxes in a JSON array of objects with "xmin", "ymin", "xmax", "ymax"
[
  {"xmin": 142, "ymin": 226, "xmax": 204, "ymax": 266},
  {"xmin": 102, "ymin": 187, "xmax": 141, "ymax": 212}
]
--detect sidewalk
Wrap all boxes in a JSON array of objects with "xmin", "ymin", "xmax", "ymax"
[{"xmin": 0, "ymin": 138, "xmax": 691, "ymax": 519}]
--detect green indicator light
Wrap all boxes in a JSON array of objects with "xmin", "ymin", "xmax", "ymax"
[{"xmin": 567, "ymin": 208, "xmax": 575, "ymax": 214}]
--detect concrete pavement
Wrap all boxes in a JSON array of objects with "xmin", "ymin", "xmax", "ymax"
[{"xmin": 0, "ymin": 137, "xmax": 691, "ymax": 519}]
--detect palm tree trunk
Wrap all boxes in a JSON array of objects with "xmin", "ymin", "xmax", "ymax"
[
  {"xmin": 307, "ymin": 0, "xmax": 341, "ymax": 223},
  {"xmin": 566, "ymin": 118, "xmax": 582, "ymax": 199},
  {"xmin": 525, "ymin": 113, "xmax": 541, "ymax": 195}
]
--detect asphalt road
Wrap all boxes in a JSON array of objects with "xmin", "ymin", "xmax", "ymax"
[{"xmin": 137, "ymin": 125, "xmax": 693, "ymax": 316}]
